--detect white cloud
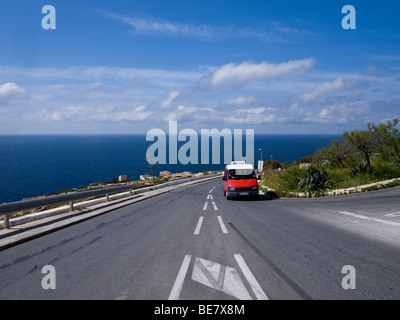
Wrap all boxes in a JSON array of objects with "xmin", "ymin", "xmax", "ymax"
[
  {"xmin": 224, "ymin": 107, "xmax": 276, "ymax": 124},
  {"xmin": 302, "ymin": 102, "xmax": 365, "ymax": 124},
  {"xmin": 201, "ymin": 58, "xmax": 315, "ymax": 88},
  {"xmin": 222, "ymin": 96, "xmax": 256, "ymax": 106},
  {"xmin": 319, "ymin": 108, "xmax": 329, "ymax": 118},
  {"xmin": 0, "ymin": 83, "xmax": 25, "ymax": 108},
  {"xmin": 288, "ymin": 78, "xmax": 368, "ymax": 124},
  {"xmin": 161, "ymin": 90, "xmax": 181, "ymax": 108},
  {"xmin": 40, "ymin": 105, "xmax": 153, "ymax": 123},
  {"xmin": 165, "ymin": 105, "xmax": 200, "ymax": 122},
  {"xmin": 0, "ymin": 82, "xmax": 24, "ymax": 99},
  {"xmin": 87, "ymin": 82, "xmax": 104, "ymax": 89},
  {"xmin": 106, "ymin": 105, "xmax": 153, "ymax": 122},
  {"xmin": 164, "ymin": 105, "xmax": 220, "ymax": 123},
  {"xmin": 299, "ymin": 78, "xmax": 347, "ymax": 103},
  {"xmin": 0, "ymin": 66, "xmax": 202, "ymax": 88},
  {"xmin": 106, "ymin": 13, "xmax": 312, "ymax": 42},
  {"xmin": 108, "ymin": 13, "xmax": 216, "ymax": 39},
  {"xmin": 85, "ymin": 91, "xmax": 106, "ymax": 99},
  {"xmin": 32, "ymin": 93, "xmax": 51, "ymax": 101},
  {"xmin": 1, "ymin": 61, "xmax": 398, "ymax": 133}
]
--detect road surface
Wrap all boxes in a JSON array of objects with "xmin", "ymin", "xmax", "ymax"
[{"xmin": 1, "ymin": 179, "xmax": 399, "ymax": 300}]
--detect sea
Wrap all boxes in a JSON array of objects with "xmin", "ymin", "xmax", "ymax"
[{"xmin": 0, "ymin": 134, "xmax": 339, "ymax": 204}]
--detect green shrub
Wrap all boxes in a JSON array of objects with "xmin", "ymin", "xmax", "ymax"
[
  {"xmin": 280, "ymin": 166, "xmax": 306, "ymax": 191},
  {"xmin": 262, "ymin": 171, "xmax": 282, "ymax": 191},
  {"xmin": 262, "ymin": 160, "xmax": 282, "ymax": 171},
  {"xmin": 326, "ymin": 167, "xmax": 352, "ymax": 189},
  {"xmin": 298, "ymin": 166, "xmax": 332, "ymax": 197},
  {"xmin": 373, "ymin": 160, "xmax": 400, "ymax": 180},
  {"xmin": 298, "ymin": 154, "xmax": 315, "ymax": 164},
  {"xmin": 262, "ymin": 166, "xmax": 306, "ymax": 197}
]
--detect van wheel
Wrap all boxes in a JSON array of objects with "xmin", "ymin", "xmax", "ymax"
[{"xmin": 224, "ymin": 191, "xmax": 226, "ymax": 197}]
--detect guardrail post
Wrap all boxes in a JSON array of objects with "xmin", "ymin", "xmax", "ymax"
[
  {"xmin": 106, "ymin": 194, "xmax": 109, "ymax": 202},
  {"xmin": 4, "ymin": 214, "xmax": 10, "ymax": 229},
  {"xmin": 69, "ymin": 201, "xmax": 74, "ymax": 212}
]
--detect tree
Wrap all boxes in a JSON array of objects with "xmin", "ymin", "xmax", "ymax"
[
  {"xmin": 316, "ymin": 139, "xmax": 354, "ymax": 169},
  {"xmin": 263, "ymin": 160, "xmax": 282, "ymax": 171},
  {"xmin": 342, "ymin": 129, "xmax": 375, "ymax": 173},
  {"xmin": 299, "ymin": 154, "xmax": 315, "ymax": 164},
  {"xmin": 369, "ymin": 119, "xmax": 400, "ymax": 163}
]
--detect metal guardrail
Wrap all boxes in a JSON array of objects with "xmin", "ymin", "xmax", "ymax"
[{"xmin": 0, "ymin": 174, "xmax": 222, "ymax": 229}]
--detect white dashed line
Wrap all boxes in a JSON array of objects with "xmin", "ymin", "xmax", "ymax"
[
  {"xmin": 207, "ymin": 194, "xmax": 213, "ymax": 200},
  {"xmin": 194, "ymin": 216, "xmax": 204, "ymax": 235},
  {"xmin": 212, "ymin": 201, "xmax": 218, "ymax": 211},
  {"xmin": 203, "ymin": 202, "xmax": 208, "ymax": 210},
  {"xmin": 217, "ymin": 216, "xmax": 228, "ymax": 234}
]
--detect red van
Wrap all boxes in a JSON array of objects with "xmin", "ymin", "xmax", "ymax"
[{"xmin": 223, "ymin": 161, "xmax": 259, "ymax": 200}]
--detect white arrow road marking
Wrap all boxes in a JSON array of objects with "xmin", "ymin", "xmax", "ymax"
[
  {"xmin": 234, "ymin": 254, "xmax": 269, "ymax": 300},
  {"xmin": 203, "ymin": 202, "xmax": 208, "ymax": 210},
  {"xmin": 217, "ymin": 216, "xmax": 228, "ymax": 234},
  {"xmin": 191, "ymin": 257, "xmax": 252, "ymax": 300},
  {"xmin": 168, "ymin": 255, "xmax": 192, "ymax": 300},
  {"xmin": 194, "ymin": 217, "xmax": 204, "ymax": 235},
  {"xmin": 339, "ymin": 211, "xmax": 400, "ymax": 227}
]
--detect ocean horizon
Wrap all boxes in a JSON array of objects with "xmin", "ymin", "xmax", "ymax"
[{"xmin": 0, "ymin": 134, "xmax": 340, "ymax": 204}]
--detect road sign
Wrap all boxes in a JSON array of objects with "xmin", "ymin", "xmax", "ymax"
[{"xmin": 258, "ymin": 160, "xmax": 264, "ymax": 172}]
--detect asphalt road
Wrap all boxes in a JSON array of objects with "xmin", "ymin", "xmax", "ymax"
[{"xmin": 0, "ymin": 179, "xmax": 400, "ymax": 300}]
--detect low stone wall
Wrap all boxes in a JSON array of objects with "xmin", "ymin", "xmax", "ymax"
[
  {"xmin": 261, "ymin": 177, "xmax": 400, "ymax": 198},
  {"xmin": 326, "ymin": 177, "xmax": 400, "ymax": 196}
]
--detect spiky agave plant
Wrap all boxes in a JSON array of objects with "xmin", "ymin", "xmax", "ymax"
[{"xmin": 298, "ymin": 166, "xmax": 332, "ymax": 197}]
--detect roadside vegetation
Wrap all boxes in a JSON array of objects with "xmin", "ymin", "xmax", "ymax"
[{"xmin": 261, "ymin": 119, "xmax": 400, "ymax": 198}]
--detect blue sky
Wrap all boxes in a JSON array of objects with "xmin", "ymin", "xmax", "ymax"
[{"xmin": 0, "ymin": 0, "xmax": 399, "ymax": 134}]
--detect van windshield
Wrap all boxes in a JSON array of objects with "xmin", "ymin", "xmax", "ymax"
[{"xmin": 228, "ymin": 169, "xmax": 256, "ymax": 180}]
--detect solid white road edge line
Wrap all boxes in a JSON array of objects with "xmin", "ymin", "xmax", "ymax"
[
  {"xmin": 339, "ymin": 211, "xmax": 400, "ymax": 227},
  {"xmin": 194, "ymin": 216, "xmax": 204, "ymax": 235},
  {"xmin": 217, "ymin": 216, "xmax": 228, "ymax": 234},
  {"xmin": 234, "ymin": 254, "xmax": 269, "ymax": 300},
  {"xmin": 168, "ymin": 254, "xmax": 192, "ymax": 300}
]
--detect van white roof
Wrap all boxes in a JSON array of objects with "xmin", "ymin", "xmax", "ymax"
[{"xmin": 225, "ymin": 161, "xmax": 254, "ymax": 170}]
